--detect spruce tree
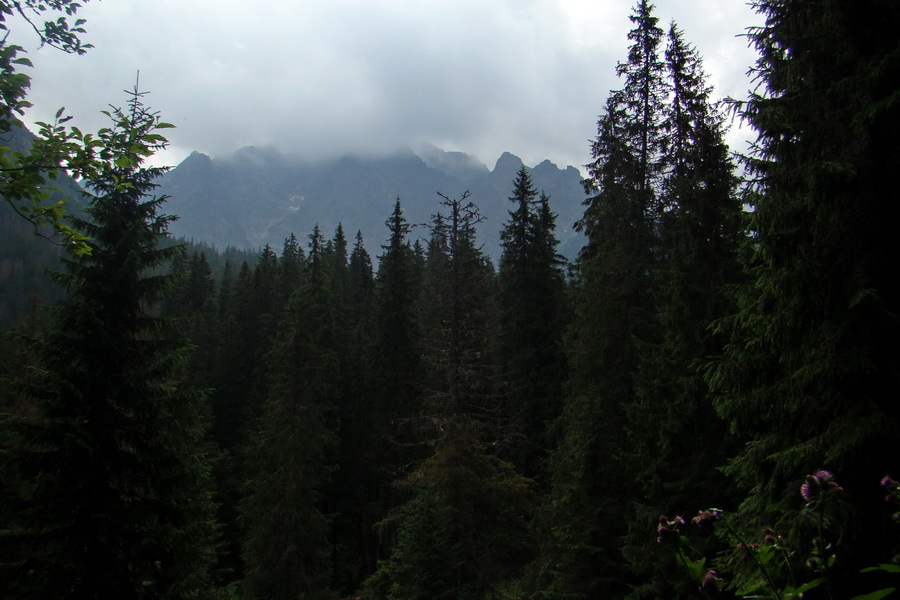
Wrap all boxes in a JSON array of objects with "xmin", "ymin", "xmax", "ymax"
[
  {"xmin": 209, "ymin": 260, "xmax": 258, "ymax": 451},
  {"xmin": 278, "ymin": 232, "xmax": 304, "ymax": 305},
  {"xmin": 239, "ymin": 225, "xmax": 340, "ymax": 600},
  {"xmin": 539, "ymin": 2, "xmax": 666, "ymax": 597},
  {"xmin": 0, "ymin": 87, "xmax": 217, "ymax": 600},
  {"xmin": 348, "ymin": 230, "xmax": 374, "ymax": 315},
  {"xmin": 163, "ymin": 250, "xmax": 219, "ymax": 386},
  {"xmin": 622, "ymin": 22, "xmax": 743, "ymax": 599},
  {"xmin": 368, "ymin": 200, "xmax": 426, "ymax": 560},
  {"xmin": 418, "ymin": 192, "xmax": 498, "ymax": 440},
  {"xmin": 708, "ymin": 0, "xmax": 900, "ymax": 586},
  {"xmin": 332, "ymin": 230, "xmax": 378, "ymax": 593},
  {"xmin": 497, "ymin": 167, "xmax": 567, "ymax": 481},
  {"xmin": 363, "ymin": 434, "xmax": 535, "ymax": 600},
  {"xmin": 252, "ymin": 244, "xmax": 281, "ymax": 340},
  {"xmin": 208, "ymin": 248, "xmax": 282, "ymax": 442},
  {"xmin": 325, "ymin": 223, "xmax": 351, "ymax": 305},
  {"xmin": 366, "ymin": 194, "xmax": 536, "ymax": 600},
  {"xmin": 373, "ymin": 199, "xmax": 421, "ymax": 440}
]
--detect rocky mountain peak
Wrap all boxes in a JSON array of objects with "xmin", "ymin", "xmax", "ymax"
[{"xmin": 158, "ymin": 145, "xmax": 586, "ymax": 261}]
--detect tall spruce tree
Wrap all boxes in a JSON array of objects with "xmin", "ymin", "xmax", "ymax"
[
  {"xmin": 163, "ymin": 250, "xmax": 219, "ymax": 388},
  {"xmin": 707, "ymin": 0, "xmax": 900, "ymax": 588},
  {"xmin": 209, "ymin": 260, "xmax": 259, "ymax": 451},
  {"xmin": 253, "ymin": 244, "xmax": 281, "ymax": 338},
  {"xmin": 366, "ymin": 200, "xmax": 426, "ymax": 565},
  {"xmin": 418, "ymin": 192, "xmax": 498, "ymax": 440},
  {"xmin": 538, "ymin": 2, "xmax": 666, "ymax": 597},
  {"xmin": 239, "ymin": 225, "xmax": 339, "ymax": 600},
  {"xmin": 497, "ymin": 167, "xmax": 567, "ymax": 481},
  {"xmin": 415, "ymin": 211, "xmax": 452, "ymax": 417},
  {"xmin": 278, "ymin": 232, "xmax": 304, "ymax": 305},
  {"xmin": 332, "ymin": 230, "xmax": 378, "ymax": 594},
  {"xmin": 325, "ymin": 223, "xmax": 351, "ymax": 306},
  {"xmin": 208, "ymin": 248, "xmax": 282, "ymax": 444},
  {"xmin": 373, "ymin": 199, "xmax": 421, "ymax": 448},
  {"xmin": 0, "ymin": 88, "xmax": 218, "ymax": 599},
  {"xmin": 622, "ymin": 22, "xmax": 743, "ymax": 599},
  {"xmin": 348, "ymin": 230, "xmax": 374, "ymax": 316},
  {"xmin": 365, "ymin": 194, "xmax": 537, "ymax": 600}
]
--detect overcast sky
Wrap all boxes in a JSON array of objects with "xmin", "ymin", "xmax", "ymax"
[{"xmin": 9, "ymin": 0, "xmax": 763, "ymax": 171}]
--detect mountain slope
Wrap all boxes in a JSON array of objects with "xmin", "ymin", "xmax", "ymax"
[{"xmin": 158, "ymin": 146, "xmax": 586, "ymax": 261}]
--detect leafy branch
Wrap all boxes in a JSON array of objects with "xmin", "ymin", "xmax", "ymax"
[{"xmin": 0, "ymin": 0, "xmax": 97, "ymax": 254}]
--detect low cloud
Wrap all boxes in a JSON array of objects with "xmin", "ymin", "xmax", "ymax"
[{"xmin": 11, "ymin": 0, "xmax": 762, "ymax": 170}]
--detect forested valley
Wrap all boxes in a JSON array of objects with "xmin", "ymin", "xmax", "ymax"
[{"xmin": 2, "ymin": 1, "xmax": 900, "ymax": 599}]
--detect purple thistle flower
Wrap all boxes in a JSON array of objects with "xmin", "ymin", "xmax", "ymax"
[
  {"xmin": 656, "ymin": 515, "xmax": 686, "ymax": 542},
  {"xmin": 802, "ymin": 470, "xmax": 844, "ymax": 501},
  {"xmin": 813, "ymin": 470, "xmax": 834, "ymax": 483},
  {"xmin": 700, "ymin": 570, "xmax": 723, "ymax": 590},
  {"xmin": 800, "ymin": 482, "xmax": 813, "ymax": 501},
  {"xmin": 691, "ymin": 508, "xmax": 722, "ymax": 526},
  {"xmin": 882, "ymin": 475, "xmax": 894, "ymax": 487}
]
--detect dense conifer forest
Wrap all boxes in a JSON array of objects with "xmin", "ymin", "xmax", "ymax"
[{"xmin": 2, "ymin": 0, "xmax": 900, "ymax": 599}]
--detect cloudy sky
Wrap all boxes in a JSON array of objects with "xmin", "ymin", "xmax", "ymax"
[{"xmin": 9, "ymin": 0, "xmax": 763, "ymax": 171}]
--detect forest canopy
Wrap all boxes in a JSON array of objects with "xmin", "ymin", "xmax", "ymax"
[{"xmin": 2, "ymin": 1, "xmax": 899, "ymax": 599}]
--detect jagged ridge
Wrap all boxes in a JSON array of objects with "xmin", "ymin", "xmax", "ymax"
[{"xmin": 158, "ymin": 146, "xmax": 586, "ymax": 261}]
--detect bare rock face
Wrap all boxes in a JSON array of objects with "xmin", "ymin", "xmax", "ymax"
[{"xmin": 158, "ymin": 145, "xmax": 586, "ymax": 261}]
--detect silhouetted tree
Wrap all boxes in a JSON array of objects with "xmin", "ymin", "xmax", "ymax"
[
  {"xmin": 239, "ymin": 225, "xmax": 340, "ymax": 600},
  {"xmin": 708, "ymin": 0, "xmax": 900, "ymax": 592},
  {"xmin": 0, "ymin": 87, "xmax": 218, "ymax": 600},
  {"xmin": 540, "ymin": 2, "xmax": 666, "ymax": 596},
  {"xmin": 497, "ymin": 167, "xmax": 567, "ymax": 480}
]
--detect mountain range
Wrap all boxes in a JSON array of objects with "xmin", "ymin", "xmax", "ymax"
[{"xmin": 157, "ymin": 144, "xmax": 588, "ymax": 262}]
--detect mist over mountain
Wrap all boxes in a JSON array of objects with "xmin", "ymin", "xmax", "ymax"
[{"xmin": 158, "ymin": 145, "xmax": 587, "ymax": 261}]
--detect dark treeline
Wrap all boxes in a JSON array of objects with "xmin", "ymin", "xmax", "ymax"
[{"xmin": 2, "ymin": 1, "xmax": 900, "ymax": 599}]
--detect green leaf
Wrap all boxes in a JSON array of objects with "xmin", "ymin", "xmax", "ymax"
[
  {"xmin": 736, "ymin": 581, "xmax": 766, "ymax": 595},
  {"xmin": 685, "ymin": 557, "xmax": 706, "ymax": 583},
  {"xmin": 862, "ymin": 565, "xmax": 900, "ymax": 574},
  {"xmin": 756, "ymin": 542, "xmax": 776, "ymax": 564},
  {"xmin": 786, "ymin": 577, "xmax": 825, "ymax": 595},
  {"xmin": 851, "ymin": 588, "xmax": 896, "ymax": 600}
]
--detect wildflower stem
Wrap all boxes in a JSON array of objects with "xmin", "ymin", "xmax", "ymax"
[
  {"xmin": 719, "ymin": 516, "xmax": 783, "ymax": 600},
  {"xmin": 816, "ymin": 502, "xmax": 834, "ymax": 600}
]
